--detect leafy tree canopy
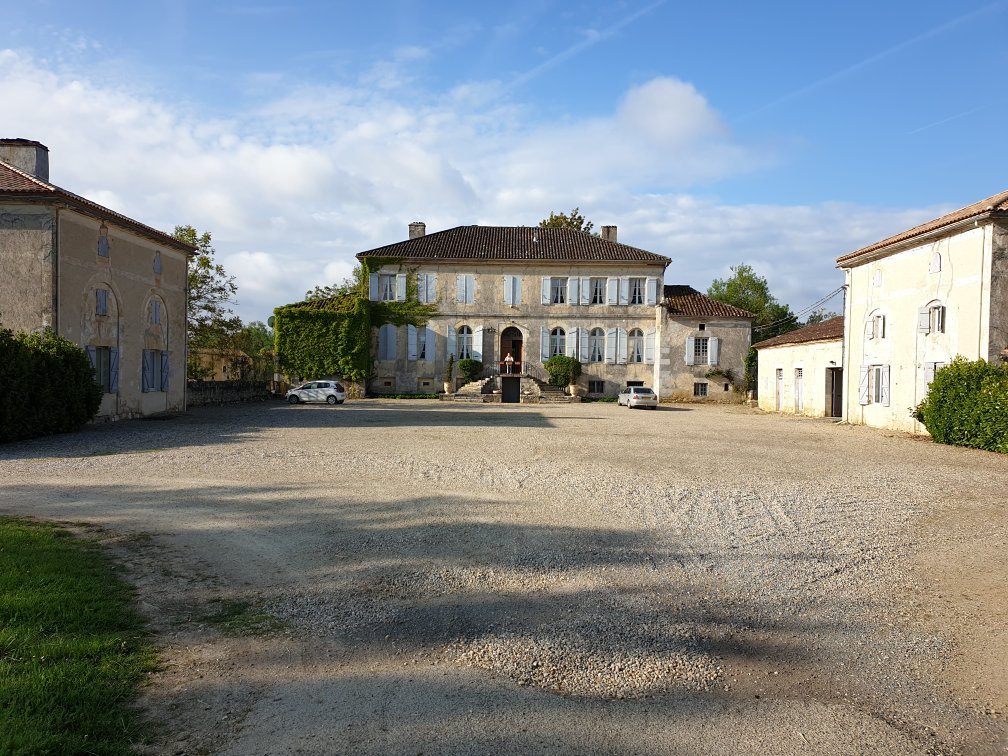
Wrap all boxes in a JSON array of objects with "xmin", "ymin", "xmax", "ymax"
[
  {"xmin": 174, "ymin": 225, "xmax": 242, "ymax": 349},
  {"xmin": 708, "ymin": 264, "xmax": 797, "ymax": 340},
  {"xmin": 805, "ymin": 308, "xmax": 841, "ymax": 326},
  {"xmin": 539, "ymin": 207, "xmax": 594, "ymax": 234},
  {"xmin": 233, "ymin": 321, "xmax": 274, "ymax": 356}
]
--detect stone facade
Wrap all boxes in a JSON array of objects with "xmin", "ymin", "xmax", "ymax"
[
  {"xmin": 358, "ymin": 224, "xmax": 754, "ymax": 399},
  {"xmin": 0, "ymin": 139, "xmax": 193, "ymax": 420},
  {"xmin": 837, "ymin": 190, "xmax": 1008, "ymax": 433}
]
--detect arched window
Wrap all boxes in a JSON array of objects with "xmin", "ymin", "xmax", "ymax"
[
  {"xmin": 457, "ymin": 325, "xmax": 473, "ymax": 359},
  {"xmin": 627, "ymin": 329, "xmax": 644, "ymax": 363},
  {"xmin": 930, "ymin": 249, "xmax": 942, "ymax": 273},
  {"xmin": 588, "ymin": 328, "xmax": 605, "ymax": 362},
  {"xmin": 865, "ymin": 310, "xmax": 886, "ymax": 341},
  {"xmin": 550, "ymin": 327, "xmax": 566, "ymax": 357}
]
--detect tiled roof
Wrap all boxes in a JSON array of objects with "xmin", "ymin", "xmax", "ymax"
[
  {"xmin": 837, "ymin": 189, "xmax": 1008, "ymax": 266},
  {"xmin": 663, "ymin": 285, "xmax": 755, "ymax": 319},
  {"xmin": 0, "ymin": 159, "xmax": 194, "ymax": 253},
  {"xmin": 752, "ymin": 315, "xmax": 844, "ymax": 350},
  {"xmin": 355, "ymin": 225, "xmax": 670, "ymax": 265}
]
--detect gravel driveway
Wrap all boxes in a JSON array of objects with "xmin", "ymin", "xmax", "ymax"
[{"xmin": 1, "ymin": 400, "xmax": 1005, "ymax": 754}]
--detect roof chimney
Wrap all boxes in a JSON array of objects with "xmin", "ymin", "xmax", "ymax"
[
  {"xmin": 0, "ymin": 139, "xmax": 49, "ymax": 182},
  {"xmin": 409, "ymin": 221, "xmax": 426, "ymax": 239},
  {"xmin": 601, "ymin": 225, "xmax": 617, "ymax": 243}
]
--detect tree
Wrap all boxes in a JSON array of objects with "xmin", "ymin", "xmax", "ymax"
[
  {"xmin": 539, "ymin": 207, "xmax": 594, "ymax": 234},
  {"xmin": 708, "ymin": 264, "xmax": 797, "ymax": 340},
  {"xmin": 233, "ymin": 321, "xmax": 274, "ymax": 357},
  {"xmin": 173, "ymin": 225, "xmax": 242, "ymax": 350},
  {"xmin": 805, "ymin": 308, "xmax": 841, "ymax": 326},
  {"xmin": 708, "ymin": 264, "xmax": 799, "ymax": 393}
]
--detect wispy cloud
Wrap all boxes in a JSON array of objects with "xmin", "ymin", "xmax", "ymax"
[
  {"xmin": 506, "ymin": 0, "xmax": 666, "ymax": 92},
  {"xmin": 907, "ymin": 105, "xmax": 986, "ymax": 135},
  {"xmin": 737, "ymin": 2, "xmax": 1004, "ymax": 122}
]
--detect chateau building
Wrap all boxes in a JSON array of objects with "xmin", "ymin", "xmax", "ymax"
[{"xmin": 358, "ymin": 222, "xmax": 753, "ymax": 401}]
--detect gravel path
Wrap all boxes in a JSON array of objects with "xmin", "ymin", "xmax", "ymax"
[{"xmin": 1, "ymin": 400, "xmax": 1005, "ymax": 754}]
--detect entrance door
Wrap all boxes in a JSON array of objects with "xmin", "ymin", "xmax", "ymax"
[
  {"xmin": 826, "ymin": 367, "xmax": 843, "ymax": 417},
  {"xmin": 500, "ymin": 326, "xmax": 523, "ymax": 374},
  {"xmin": 501, "ymin": 376, "xmax": 520, "ymax": 403},
  {"xmin": 775, "ymin": 369, "xmax": 783, "ymax": 411},
  {"xmin": 794, "ymin": 368, "xmax": 804, "ymax": 413}
]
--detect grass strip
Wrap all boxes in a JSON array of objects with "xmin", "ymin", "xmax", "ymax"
[{"xmin": 0, "ymin": 518, "xmax": 156, "ymax": 755}]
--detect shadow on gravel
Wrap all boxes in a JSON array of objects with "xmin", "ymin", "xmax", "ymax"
[{"xmin": 0, "ymin": 402, "xmax": 560, "ymax": 460}]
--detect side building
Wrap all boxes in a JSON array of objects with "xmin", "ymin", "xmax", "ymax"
[
  {"xmin": 836, "ymin": 189, "xmax": 1008, "ymax": 433},
  {"xmin": 0, "ymin": 139, "xmax": 194, "ymax": 420},
  {"xmin": 357, "ymin": 223, "xmax": 669, "ymax": 398},
  {"xmin": 752, "ymin": 316, "xmax": 844, "ymax": 417}
]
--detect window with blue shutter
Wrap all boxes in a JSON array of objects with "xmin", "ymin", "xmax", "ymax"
[
  {"xmin": 96, "ymin": 288, "xmax": 108, "ymax": 316},
  {"xmin": 142, "ymin": 350, "xmax": 154, "ymax": 392},
  {"xmin": 109, "ymin": 348, "xmax": 120, "ymax": 393},
  {"xmin": 160, "ymin": 351, "xmax": 170, "ymax": 391}
]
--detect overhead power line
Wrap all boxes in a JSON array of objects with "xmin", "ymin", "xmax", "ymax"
[{"xmin": 751, "ymin": 285, "xmax": 845, "ymax": 333}]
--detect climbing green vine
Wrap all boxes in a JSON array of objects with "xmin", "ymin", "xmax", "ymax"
[{"xmin": 273, "ymin": 257, "xmax": 437, "ymax": 383}]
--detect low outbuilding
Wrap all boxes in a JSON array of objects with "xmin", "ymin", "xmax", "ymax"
[{"xmin": 753, "ymin": 316, "xmax": 844, "ymax": 417}]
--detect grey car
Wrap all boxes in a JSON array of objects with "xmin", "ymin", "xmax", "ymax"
[{"xmin": 617, "ymin": 385, "xmax": 658, "ymax": 409}]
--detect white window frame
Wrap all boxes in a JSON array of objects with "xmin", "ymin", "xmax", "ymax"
[
  {"xmin": 588, "ymin": 328, "xmax": 605, "ymax": 363},
  {"xmin": 457, "ymin": 325, "xmax": 473, "ymax": 359},
  {"xmin": 550, "ymin": 327, "xmax": 566, "ymax": 357},
  {"xmin": 590, "ymin": 278, "xmax": 606, "ymax": 305},
  {"xmin": 550, "ymin": 277, "xmax": 567, "ymax": 305},
  {"xmin": 627, "ymin": 328, "xmax": 644, "ymax": 363},
  {"xmin": 629, "ymin": 278, "xmax": 645, "ymax": 305},
  {"xmin": 693, "ymin": 336, "xmax": 709, "ymax": 365},
  {"xmin": 693, "ymin": 382, "xmax": 708, "ymax": 397},
  {"xmin": 379, "ymin": 273, "xmax": 397, "ymax": 302},
  {"xmin": 457, "ymin": 274, "xmax": 475, "ymax": 304}
]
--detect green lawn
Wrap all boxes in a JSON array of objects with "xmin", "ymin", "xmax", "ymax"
[{"xmin": 0, "ymin": 518, "xmax": 156, "ymax": 755}]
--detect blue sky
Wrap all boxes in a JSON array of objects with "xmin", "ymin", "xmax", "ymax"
[{"xmin": 2, "ymin": 1, "xmax": 1005, "ymax": 322}]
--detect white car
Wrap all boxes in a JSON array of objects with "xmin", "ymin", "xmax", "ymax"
[
  {"xmin": 286, "ymin": 380, "xmax": 346, "ymax": 405},
  {"xmin": 617, "ymin": 385, "xmax": 658, "ymax": 409}
]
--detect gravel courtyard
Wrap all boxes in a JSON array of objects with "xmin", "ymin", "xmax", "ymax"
[{"xmin": 1, "ymin": 400, "xmax": 1005, "ymax": 754}]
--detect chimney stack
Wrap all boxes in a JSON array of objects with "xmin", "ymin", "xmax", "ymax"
[
  {"xmin": 601, "ymin": 225, "xmax": 617, "ymax": 243},
  {"xmin": 409, "ymin": 221, "xmax": 426, "ymax": 239},
  {"xmin": 0, "ymin": 139, "xmax": 49, "ymax": 182}
]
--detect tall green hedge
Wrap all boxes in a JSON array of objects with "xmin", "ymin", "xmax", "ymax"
[
  {"xmin": 544, "ymin": 355, "xmax": 582, "ymax": 387},
  {"xmin": 0, "ymin": 328, "xmax": 103, "ymax": 442},
  {"xmin": 913, "ymin": 356, "xmax": 1008, "ymax": 453}
]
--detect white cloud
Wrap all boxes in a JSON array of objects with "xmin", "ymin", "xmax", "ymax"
[{"xmin": 0, "ymin": 50, "xmax": 939, "ymax": 323}]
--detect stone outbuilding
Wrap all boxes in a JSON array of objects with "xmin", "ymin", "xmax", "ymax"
[
  {"xmin": 658, "ymin": 285, "xmax": 754, "ymax": 401},
  {"xmin": 836, "ymin": 189, "xmax": 1008, "ymax": 433},
  {"xmin": 752, "ymin": 316, "xmax": 844, "ymax": 417},
  {"xmin": 0, "ymin": 139, "xmax": 194, "ymax": 419}
]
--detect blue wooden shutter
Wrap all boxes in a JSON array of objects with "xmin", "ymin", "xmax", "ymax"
[
  {"xmin": 446, "ymin": 324, "xmax": 456, "ymax": 359},
  {"xmin": 580, "ymin": 278, "xmax": 590, "ymax": 305},
  {"xmin": 617, "ymin": 328, "xmax": 628, "ymax": 364},
  {"xmin": 472, "ymin": 327, "xmax": 483, "ymax": 362},
  {"xmin": 407, "ymin": 325, "xmax": 418, "ymax": 360},
  {"xmin": 685, "ymin": 337, "xmax": 695, "ymax": 365},
  {"xmin": 160, "ymin": 351, "xmax": 170, "ymax": 391},
  {"xmin": 141, "ymin": 350, "xmax": 152, "ymax": 392},
  {"xmin": 540, "ymin": 326, "xmax": 549, "ymax": 361},
  {"xmin": 644, "ymin": 331, "xmax": 655, "ymax": 364},
  {"xmin": 565, "ymin": 326, "xmax": 577, "ymax": 358},
  {"xmin": 567, "ymin": 278, "xmax": 579, "ymax": 306},
  {"xmin": 880, "ymin": 365, "xmax": 890, "ymax": 406},
  {"xmin": 541, "ymin": 277, "xmax": 551, "ymax": 305},
  {"xmin": 605, "ymin": 328, "xmax": 617, "ymax": 363},
  {"xmin": 396, "ymin": 273, "xmax": 407, "ymax": 302},
  {"xmin": 618, "ymin": 278, "xmax": 629, "ymax": 306},
  {"xmin": 708, "ymin": 337, "xmax": 719, "ymax": 366},
  {"xmin": 645, "ymin": 278, "xmax": 658, "ymax": 306},
  {"xmin": 606, "ymin": 278, "xmax": 618, "ymax": 305},
  {"xmin": 85, "ymin": 345, "xmax": 97, "ymax": 370},
  {"xmin": 578, "ymin": 327, "xmax": 589, "ymax": 363},
  {"xmin": 109, "ymin": 348, "xmax": 120, "ymax": 392},
  {"xmin": 368, "ymin": 273, "xmax": 379, "ymax": 301}
]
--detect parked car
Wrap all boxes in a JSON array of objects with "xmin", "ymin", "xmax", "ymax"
[
  {"xmin": 286, "ymin": 380, "xmax": 346, "ymax": 405},
  {"xmin": 617, "ymin": 385, "xmax": 658, "ymax": 409}
]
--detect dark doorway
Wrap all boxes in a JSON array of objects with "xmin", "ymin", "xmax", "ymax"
[
  {"xmin": 501, "ymin": 376, "xmax": 521, "ymax": 403},
  {"xmin": 826, "ymin": 367, "xmax": 843, "ymax": 417},
  {"xmin": 500, "ymin": 326, "xmax": 523, "ymax": 374}
]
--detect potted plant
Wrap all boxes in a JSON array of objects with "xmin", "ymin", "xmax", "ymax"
[{"xmin": 443, "ymin": 354, "xmax": 455, "ymax": 393}]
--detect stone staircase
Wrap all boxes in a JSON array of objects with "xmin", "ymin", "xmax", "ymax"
[
  {"xmin": 527, "ymin": 377, "xmax": 572, "ymax": 404},
  {"xmin": 452, "ymin": 377, "xmax": 494, "ymax": 402}
]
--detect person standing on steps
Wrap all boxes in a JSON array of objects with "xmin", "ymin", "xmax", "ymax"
[{"xmin": 504, "ymin": 351, "xmax": 514, "ymax": 374}]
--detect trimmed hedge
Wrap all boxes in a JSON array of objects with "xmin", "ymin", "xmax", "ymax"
[
  {"xmin": 456, "ymin": 358, "xmax": 483, "ymax": 384},
  {"xmin": 913, "ymin": 357, "xmax": 1008, "ymax": 453},
  {"xmin": 0, "ymin": 328, "xmax": 103, "ymax": 442},
  {"xmin": 544, "ymin": 355, "xmax": 582, "ymax": 387}
]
